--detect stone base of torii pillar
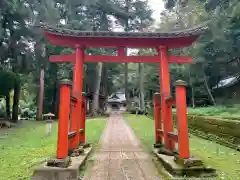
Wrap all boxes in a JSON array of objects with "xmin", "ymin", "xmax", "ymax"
[
  {"xmin": 32, "ymin": 146, "xmax": 92, "ymax": 180},
  {"xmin": 152, "ymin": 81, "xmax": 217, "ymax": 178},
  {"xmin": 153, "ymin": 148, "xmax": 217, "ymax": 178}
]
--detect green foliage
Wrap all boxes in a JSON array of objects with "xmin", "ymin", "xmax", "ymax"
[
  {"xmin": 1, "ymin": 0, "xmax": 155, "ymax": 116},
  {"xmin": 1, "ymin": 0, "xmax": 238, "ymax": 119},
  {"xmin": 0, "ymin": 71, "xmax": 19, "ymax": 96},
  {"xmin": 19, "ymin": 100, "xmax": 36, "ymax": 118},
  {"xmin": 138, "ymin": 0, "xmax": 240, "ymax": 107},
  {"xmin": 164, "ymin": 0, "xmax": 230, "ymax": 11},
  {"xmin": 188, "ymin": 105, "xmax": 240, "ymax": 119},
  {"xmin": 0, "ymin": 99, "xmax": 6, "ymax": 117}
]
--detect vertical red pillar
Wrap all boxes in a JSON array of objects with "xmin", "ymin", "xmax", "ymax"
[
  {"xmin": 80, "ymin": 92, "xmax": 86, "ymax": 144},
  {"xmin": 57, "ymin": 79, "xmax": 71, "ymax": 159},
  {"xmin": 153, "ymin": 93, "xmax": 162, "ymax": 145},
  {"xmin": 158, "ymin": 46, "xmax": 175, "ymax": 151},
  {"xmin": 175, "ymin": 80, "xmax": 190, "ymax": 159},
  {"xmin": 69, "ymin": 46, "xmax": 85, "ymax": 149}
]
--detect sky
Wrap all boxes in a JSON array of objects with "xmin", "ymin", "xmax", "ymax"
[
  {"xmin": 112, "ymin": 0, "xmax": 165, "ymax": 54},
  {"xmin": 112, "ymin": 0, "xmax": 165, "ymax": 31},
  {"xmin": 148, "ymin": 0, "xmax": 165, "ymax": 24}
]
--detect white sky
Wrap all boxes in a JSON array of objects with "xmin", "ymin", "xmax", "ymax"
[
  {"xmin": 118, "ymin": 0, "xmax": 165, "ymax": 54},
  {"xmin": 148, "ymin": 0, "xmax": 165, "ymax": 24},
  {"xmin": 112, "ymin": 0, "xmax": 165, "ymax": 32}
]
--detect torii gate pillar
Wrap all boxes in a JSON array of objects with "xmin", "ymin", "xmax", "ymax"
[
  {"xmin": 158, "ymin": 46, "xmax": 175, "ymax": 151},
  {"xmin": 69, "ymin": 46, "xmax": 85, "ymax": 149}
]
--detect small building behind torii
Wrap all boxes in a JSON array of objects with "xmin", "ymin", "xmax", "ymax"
[{"xmin": 107, "ymin": 91, "xmax": 126, "ymax": 111}]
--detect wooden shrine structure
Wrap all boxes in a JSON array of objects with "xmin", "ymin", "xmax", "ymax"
[{"xmin": 41, "ymin": 24, "xmax": 216, "ymax": 175}]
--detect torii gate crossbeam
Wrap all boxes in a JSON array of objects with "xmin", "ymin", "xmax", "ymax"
[{"xmin": 49, "ymin": 53, "xmax": 192, "ymax": 64}]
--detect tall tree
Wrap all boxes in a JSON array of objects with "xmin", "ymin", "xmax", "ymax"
[
  {"xmin": 0, "ymin": 0, "xmax": 34, "ymax": 122},
  {"xmin": 115, "ymin": 0, "xmax": 153, "ymax": 108},
  {"xmin": 139, "ymin": 63, "xmax": 145, "ymax": 110},
  {"xmin": 36, "ymin": 68, "xmax": 44, "ymax": 120}
]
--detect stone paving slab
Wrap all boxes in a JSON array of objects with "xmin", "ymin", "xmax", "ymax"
[{"xmin": 83, "ymin": 112, "xmax": 162, "ymax": 180}]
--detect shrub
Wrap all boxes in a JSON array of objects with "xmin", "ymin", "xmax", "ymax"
[
  {"xmin": 19, "ymin": 99, "xmax": 36, "ymax": 119},
  {"xmin": 0, "ymin": 71, "xmax": 17, "ymax": 97}
]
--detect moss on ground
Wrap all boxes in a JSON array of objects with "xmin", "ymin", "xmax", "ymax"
[
  {"xmin": 0, "ymin": 118, "xmax": 106, "ymax": 180},
  {"xmin": 124, "ymin": 114, "xmax": 240, "ymax": 180}
]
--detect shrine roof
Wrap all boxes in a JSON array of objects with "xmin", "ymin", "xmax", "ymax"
[
  {"xmin": 42, "ymin": 23, "xmax": 207, "ymax": 38},
  {"xmin": 41, "ymin": 23, "xmax": 208, "ymax": 48}
]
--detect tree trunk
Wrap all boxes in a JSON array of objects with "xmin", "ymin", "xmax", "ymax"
[
  {"xmin": 139, "ymin": 63, "xmax": 145, "ymax": 110},
  {"xmin": 103, "ymin": 67, "xmax": 108, "ymax": 112},
  {"xmin": 52, "ymin": 79, "xmax": 58, "ymax": 116},
  {"xmin": 92, "ymin": 62, "xmax": 103, "ymax": 116},
  {"xmin": 124, "ymin": 62, "xmax": 129, "ymax": 107},
  {"xmin": 191, "ymin": 86, "xmax": 195, "ymax": 108},
  {"xmin": 124, "ymin": 0, "xmax": 130, "ymax": 108},
  {"xmin": 188, "ymin": 68, "xmax": 195, "ymax": 108},
  {"xmin": 11, "ymin": 81, "xmax": 20, "ymax": 123},
  {"xmin": 5, "ymin": 94, "xmax": 10, "ymax": 118},
  {"xmin": 203, "ymin": 73, "xmax": 216, "ymax": 105},
  {"xmin": 36, "ymin": 69, "xmax": 44, "ymax": 120}
]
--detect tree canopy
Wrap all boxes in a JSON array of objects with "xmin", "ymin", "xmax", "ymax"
[{"xmin": 0, "ymin": 0, "xmax": 240, "ymax": 120}]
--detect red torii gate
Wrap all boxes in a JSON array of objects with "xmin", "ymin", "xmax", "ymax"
[{"xmin": 42, "ymin": 24, "xmax": 207, "ymax": 162}]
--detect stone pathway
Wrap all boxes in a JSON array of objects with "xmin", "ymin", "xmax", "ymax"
[{"xmin": 84, "ymin": 112, "xmax": 162, "ymax": 180}]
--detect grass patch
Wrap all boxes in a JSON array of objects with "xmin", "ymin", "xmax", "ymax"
[
  {"xmin": 187, "ymin": 105, "xmax": 240, "ymax": 120},
  {"xmin": 86, "ymin": 118, "xmax": 106, "ymax": 150},
  {"xmin": 124, "ymin": 114, "xmax": 240, "ymax": 180},
  {"xmin": 0, "ymin": 118, "xmax": 106, "ymax": 180}
]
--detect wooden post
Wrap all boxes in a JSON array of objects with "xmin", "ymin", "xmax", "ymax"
[
  {"xmin": 80, "ymin": 92, "xmax": 86, "ymax": 144},
  {"xmin": 158, "ymin": 46, "xmax": 175, "ymax": 151},
  {"xmin": 57, "ymin": 79, "xmax": 71, "ymax": 159},
  {"xmin": 175, "ymin": 80, "xmax": 190, "ymax": 159},
  {"xmin": 153, "ymin": 93, "xmax": 162, "ymax": 144},
  {"xmin": 69, "ymin": 46, "xmax": 85, "ymax": 149}
]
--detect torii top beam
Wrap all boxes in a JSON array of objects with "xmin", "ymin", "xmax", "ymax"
[{"xmin": 42, "ymin": 24, "xmax": 208, "ymax": 48}]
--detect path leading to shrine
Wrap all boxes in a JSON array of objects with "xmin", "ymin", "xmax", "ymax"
[{"xmin": 84, "ymin": 112, "xmax": 162, "ymax": 180}]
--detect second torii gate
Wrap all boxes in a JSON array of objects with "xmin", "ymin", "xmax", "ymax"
[{"xmin": 42, "ymin": 24, "xmax": 207, "ymax": 159}]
